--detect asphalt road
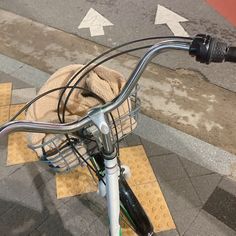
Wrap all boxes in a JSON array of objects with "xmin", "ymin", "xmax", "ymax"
[{"xmin": 0, "ymin": 0, "xmax": 236, "ymax": 91}]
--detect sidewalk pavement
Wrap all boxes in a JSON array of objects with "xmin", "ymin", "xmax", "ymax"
[
  {"xmin": 0, "ymin": 64, "xmax": 236, "ymax": 235},
  {"xmin": 0, "ymin": 8, "xmax": 236, "ymax": 235}
]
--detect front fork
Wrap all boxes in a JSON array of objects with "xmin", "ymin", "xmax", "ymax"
[
  {"xmin": 89, "ymin": 109, "xmax": 121, "ymax": 236},
  {"xmin": 104, "ymin": 154, "xmax": 120, "ymax": 236}
]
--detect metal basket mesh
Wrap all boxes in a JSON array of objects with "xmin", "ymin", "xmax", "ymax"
[{"xmin": 28, "ymin": 85, "xmax": 140, "ymax": 172}]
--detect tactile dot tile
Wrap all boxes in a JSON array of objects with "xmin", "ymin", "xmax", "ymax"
[
  {"xmin": 0, "ymin": 83, "xmax": 12, "ymax": 107},
  {"xmin": 56, "ymin": 166, "xmax": 98, "ymax": 199},
  {"xmin": 0, "ymin": 106, "xmax": 9, "ymax": 124},
  {"xmin": 7, "ymin": 104, "xmax": 38, "ymax": 165},
  {"xmin": 131, "ymin": 182, "xmax": 175, "ymax": 233},
  {"xmin": 119, "ymin": 145, "xmax": 156, "ymax": 186}
]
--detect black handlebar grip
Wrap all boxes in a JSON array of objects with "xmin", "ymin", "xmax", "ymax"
[
  {"xmin": 225, "ymin": 47, "xmax": 236, "ymax": 62},
  {"xmin": 190, "ymin": 35, "xmax": 228, "ymax": 64},
  {"xmin": 207, "ymin": 38, "xmax": 227, "ymax": 63}
]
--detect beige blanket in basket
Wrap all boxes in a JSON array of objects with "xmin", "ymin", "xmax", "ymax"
[{"xmin": 26, "ymin": 64, "xmax": 136, "ymax": 168}]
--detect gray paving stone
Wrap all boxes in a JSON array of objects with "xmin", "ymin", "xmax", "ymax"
[
  {"xmin": 37, "ymin": 204, "xmax": 90, "ymax": 235},
  {"xmin": 141, "ymin": 138, "xmax": 172, "ymax": 157},
  {"xmin": 0, "ymin": 54, "xmax": 23, "ymax": 74},
  {"xmin": 81, "ymin": 213, "xmax": 109, "ymax": 236},
  {"xmin": 29, "ymin": 229, "xmax": 41, "ymax": 236},
  {"xmin": 179, "ymin": 157, "xmax": 213, "ymax": 177},
  {"xmin": 0, "ymin": 169, "xmax": 56, "ymax": 220},
  {"xmin": 203, "ymin": 187, "xmax": 236, "ymax": 232},
  {"xmin": 61, "ymin": 194, "xmax": 110, "ymax": 236},
  {"xmin": 0, "ymin": 138, "xmax": 22, "ymax": 180},
  {"xmin": 191, "ymin": 173, "xmax": 222, "ymax": 204},
  {"xmin": 0, "ymin": 71, "xmax": 32, "ymax": 89},
  {"xmin": 125, "ymin": 133, "xmax": 142, "ymax": 146},
  {"xmin": 11, "ymin": 63, "xmax": 49, "ymax": 88},
  {"xmin": 63, "ymin": 193, "xmax": 108, "ymax": 235},
  {"xmin": 0, "ymin": 164, "xmax": 22, "ymax": 182},
  {"xmin": 184, "ymin": 210, "xmax": 236, "ymax": 236},
  {"xmin": 80, "ymin": 191, "xmax": 106, "ymax": 211},
  {"xmin": 0, "ymin": 196, "xmax": 15, "ymax": 217},
  {"xmin": 155, "ymin": 229, "xmax": 179, "ymax": 236},
  {"xmin": 171, "ymin": 207, "xmax": 200, "ymax": 235},
  {"xmin": 79, "ymin": 207, "xmax": 180, "ymax": 236},
  {"xmin": 218, "ymin": 177, "xmax": 236, "ymax": 197},
  {"xmin": 0, "ymin": 163, "xmax": 54, "ymax": 216},
  {"xmin": 0, "ymin": 178, "xmax": 63, "ymax": 234},
  {"xmin": 64, "ymin": 194, "xmax": 105, "ymax": 224},
  {"xmin": 160, "ymin": 178, "xmax": 202, "ymax": 212},
  {"xmin": 0, "ymin": 201, "xmax": 49, "ymax": 235},
  {"xmin": 20, "ymin": 177, "xmax": 64, "ymax": 214},
  {"xmin": 8, "ymin": 162, "xmax": 53, "ymax": 191},
  {"xmin": 0, "ymin": 219, "xmax": 12, "ymax": 235},
  {"xmin": 0, "ymin": 136, "xmax": 7, "ymax": 146},
  {"xmin": 0, "ymin": 174, "xmax": 34, "ymax": 209},
  {"xmin": 0, "ymin": 139, "xmax": 9, "ymax": 167},
  {"xmin": 150, "ymin": 154, "xmax": 188, "ymax": 182}
]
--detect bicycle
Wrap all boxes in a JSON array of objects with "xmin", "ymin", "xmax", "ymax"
[{"xmin": 0, "ymin": 34, "xmax": 235, "ymax": 236}]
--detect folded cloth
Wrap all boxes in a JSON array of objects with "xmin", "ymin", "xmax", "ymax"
[{"xmin": 26, "ymin": 64, "xmax": 136, "ymax": 171}]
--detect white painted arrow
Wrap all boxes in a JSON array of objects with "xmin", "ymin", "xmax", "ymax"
[
  {"xmin": 78, "ymin": 8, "xmax": 113, "ymax": 37},
  {"xmin": 155, "ymin": 5, "xmax": 189, "ymax": 37}
]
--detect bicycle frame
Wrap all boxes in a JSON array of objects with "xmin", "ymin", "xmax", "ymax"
[{"xmin": 0, "ymin": 40, "xmax": 191, "ymax": 236}]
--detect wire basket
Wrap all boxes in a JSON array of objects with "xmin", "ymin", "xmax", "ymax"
[{"xmin": 28, "ymin": 85, "xmax": 141, "ymax": 173}]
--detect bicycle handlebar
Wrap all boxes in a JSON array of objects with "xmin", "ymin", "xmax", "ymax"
[
  {"xmin": 0, "ymin": 35, "xmax": 234, "ymax": 138},
  {"xmin": 0, "ymin": 117, "xmax": 91, "ymax": 137},
  {"xmin": 0, "ymin": 40, "xmax": 191, "ymax": 138}
]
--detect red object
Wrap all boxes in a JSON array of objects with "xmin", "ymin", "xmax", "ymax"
[{"xmin": 207, "ymin": 0, "xmax": 236, "ymax": 27}]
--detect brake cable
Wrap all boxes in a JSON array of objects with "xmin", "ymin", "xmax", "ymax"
[{"xmin": 8, "ymin": 36, "xmax": 193, "ymax": 180}]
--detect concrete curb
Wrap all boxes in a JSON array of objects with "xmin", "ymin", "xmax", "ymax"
[
  {"xmin": 135, "ymin": 114, "xmax": 236, "ymax": 176},
  {"xmin": 0, "ymin": 54, "xmax": 49, "ymax": 88}
]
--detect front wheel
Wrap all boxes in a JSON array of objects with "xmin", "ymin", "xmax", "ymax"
[
  {"xmin": 119, "ymin": 176, "xmax": 154, "ymax": 236},
  {"xmin": 92, "ymin": 153, "xmax": 154, "ymax": 235}
]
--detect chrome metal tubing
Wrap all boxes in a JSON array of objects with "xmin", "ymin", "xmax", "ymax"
[
  {"xmin": 102, "ymin": 40, "xmax": 191, "ymax": 114},
  {"xmin": 0, "ymin": 40, "xmax": 191, "ymax": 138},
  {"xmin": 0, "ymin": 117, "xmax": 91, "ymax": 138}
]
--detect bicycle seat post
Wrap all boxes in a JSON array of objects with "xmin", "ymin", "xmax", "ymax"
[{"xmin": 89, "ymin": 108, "xmax": 120, "ymax": 236}]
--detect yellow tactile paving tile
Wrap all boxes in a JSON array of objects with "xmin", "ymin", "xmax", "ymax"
[
  {"xmin": 0, "ymin": 83, "xmax": 12, "ymax": 107},
  {"xmin": 120, "ymin": 145, "xmax": 157, "ymax": 186},
  {"xmin": 130, "ymin": 182, "xmax": 175, "ymax": 233},
  {"xmin": 7, "ymin": 104, "xmax": 38, "ymax": 165},
  {"xmin": 56, "ymin": 166, "xmax": 97, "ymax": 199},
  {"xmin": 0, "ymin": 106, "xmax": 10, "ymax": 124},
  {"xmin": 56, "ymin": 145, "xmax": 175, "ymax": 235}
]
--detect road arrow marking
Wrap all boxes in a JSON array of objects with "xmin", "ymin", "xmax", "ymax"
[
  {"xmin": 78, "ymin": 8, "xmax": 113, "ymax": 37},
  {"xmin": 155, "ymin": 5, "xmax": 189, "ymax": 37}
]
